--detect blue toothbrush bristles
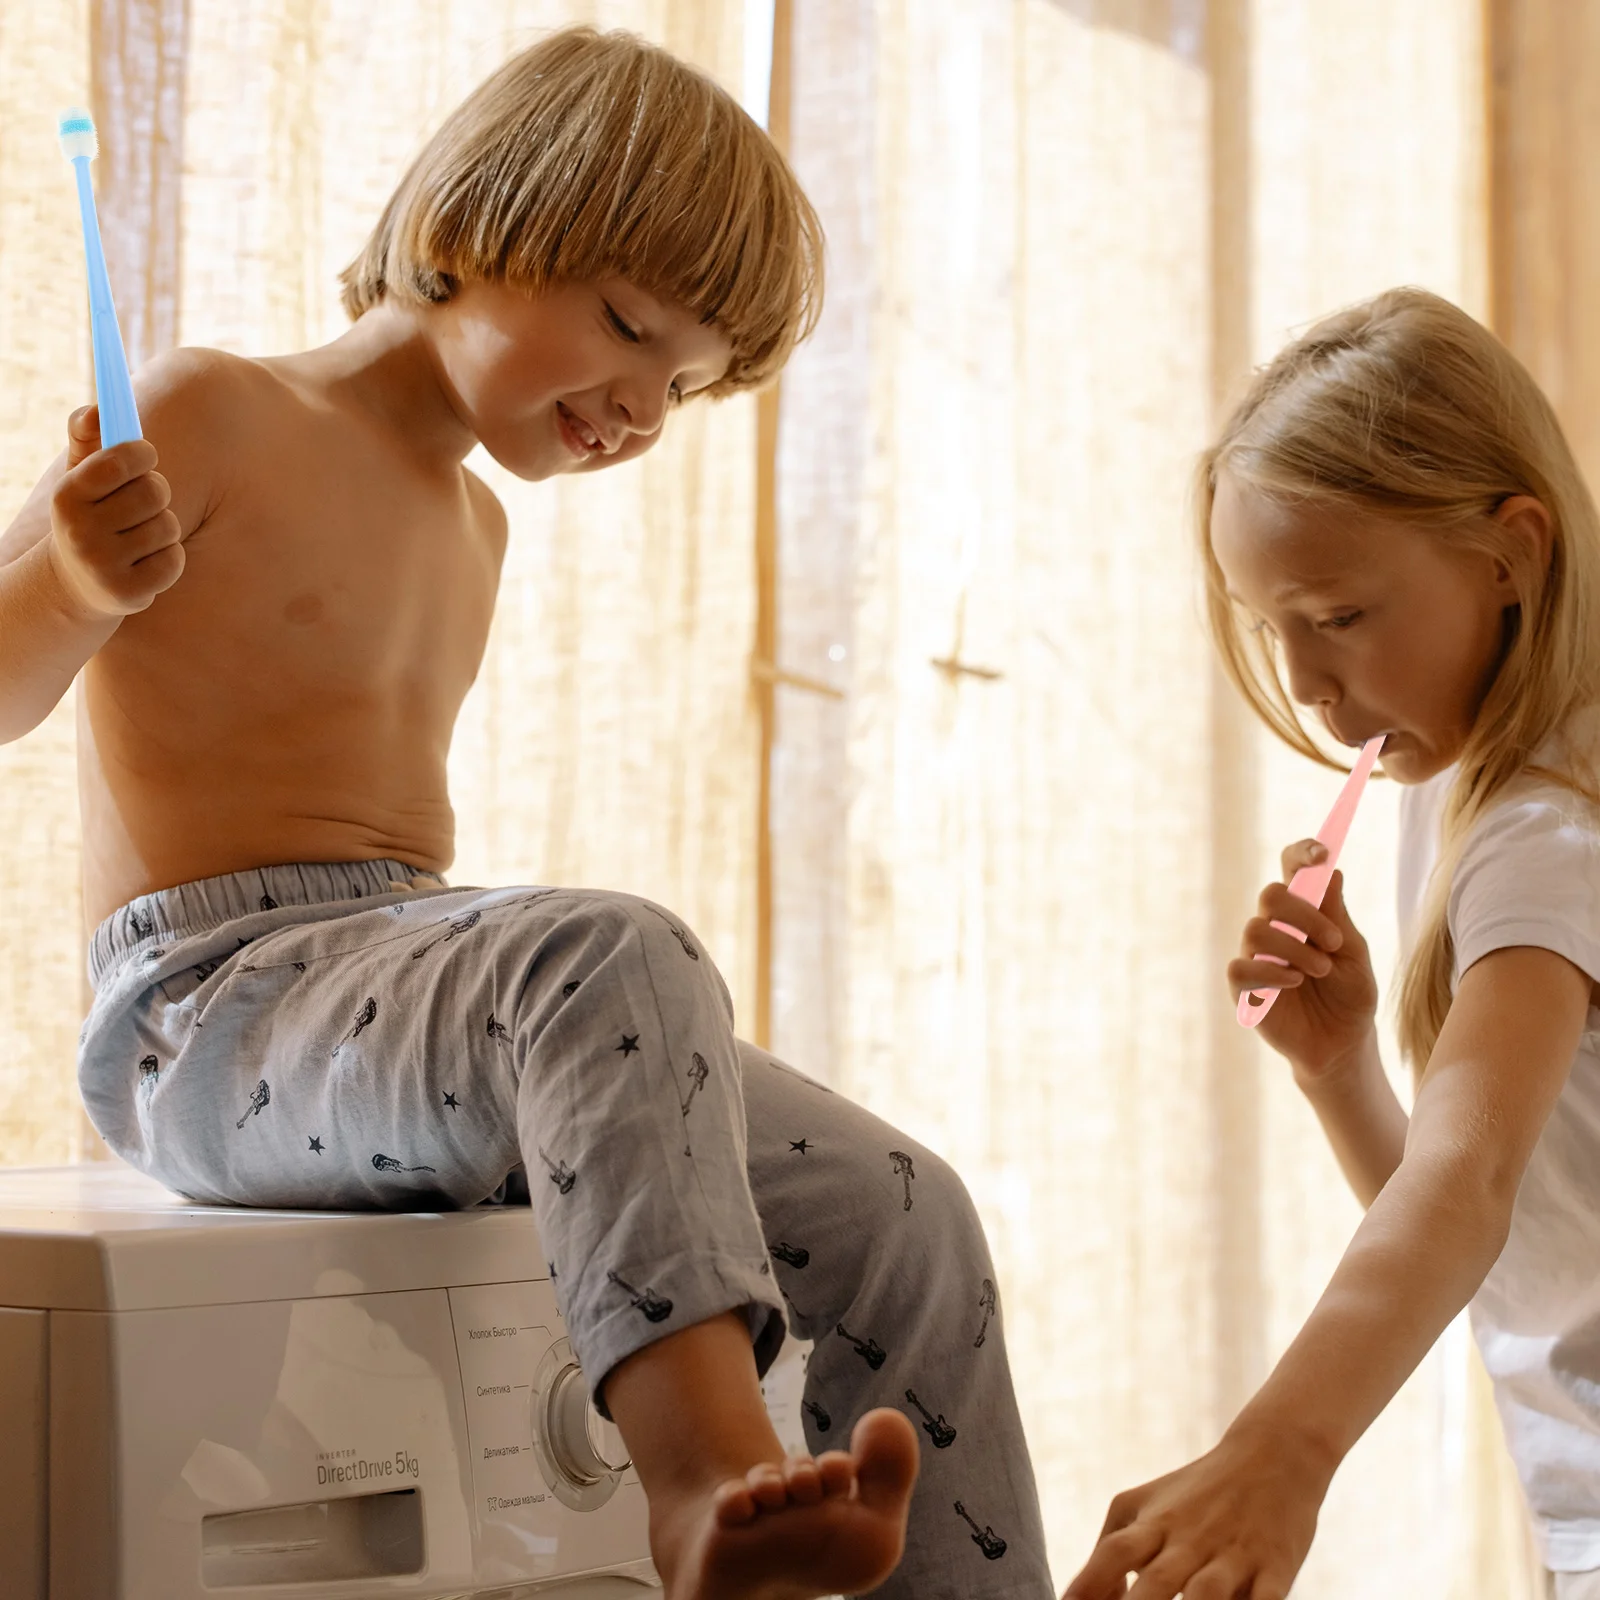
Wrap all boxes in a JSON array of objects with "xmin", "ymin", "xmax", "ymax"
[{"xmin": 57, "ymin": 107, "xmax": 98, "ymax": 162}]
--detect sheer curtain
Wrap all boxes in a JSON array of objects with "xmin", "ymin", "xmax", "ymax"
[
  {"xmin": 0, "ymin": 0, "xmax": 93, "ymax": 1168},
  {"xmin": 0, "ymin": 0, "xmax": 1563, "ymax": 1593}
]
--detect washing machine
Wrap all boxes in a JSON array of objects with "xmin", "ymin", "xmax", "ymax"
[{"xmin": 0, "ymin": 1162, "xmax": 806, "ymax": 1599}]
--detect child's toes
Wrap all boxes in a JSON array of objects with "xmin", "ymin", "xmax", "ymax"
[
  {"xmin": 781, "ymin": 1455, "xmax": 824, "ymax": 1506},
  {"xmin": 815, "ymin": 1449, "xmax": 857, "ymax": 1498},
  {"xmin": 711, "ymin": 1479, "xmax": 759, "ymax": 1528},
  {"xmin": 745, "ymin": 1461, "xmax": 789, "ymax": 1512}
]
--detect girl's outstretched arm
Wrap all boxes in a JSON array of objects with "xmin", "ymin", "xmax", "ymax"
[{"xmin": 1065, "ymin": 942, "xmax": 1591, "ymax": 1600}]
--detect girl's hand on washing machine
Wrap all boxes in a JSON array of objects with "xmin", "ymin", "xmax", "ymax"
[{"xmin": 1227, "ymin": 840, "xmax": 1378, "ymax": 1078}]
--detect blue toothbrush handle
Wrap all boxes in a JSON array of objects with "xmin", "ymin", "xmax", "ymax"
[{"xmin": 72, "ymin": 157, "xmax": 142, "ymax": 448}]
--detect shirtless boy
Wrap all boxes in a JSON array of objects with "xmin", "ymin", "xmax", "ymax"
[{"xmin": 0, "ymin": 28, "xmax": 1051, "ymax": 1600}]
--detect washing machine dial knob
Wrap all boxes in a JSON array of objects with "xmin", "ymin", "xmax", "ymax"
[
  {"xmin": 548, "ymin": 1362, "xmax": 631, "ymax": 1485},
  {"xmin": 529, "ymin": 1336, "xmax": 630, "ymax": 1511}
]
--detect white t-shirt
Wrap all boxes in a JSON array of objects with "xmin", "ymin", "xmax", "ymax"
[{"xmin": 1398, "ymin": 714, "xmax": 1600, "ymax": 1571}]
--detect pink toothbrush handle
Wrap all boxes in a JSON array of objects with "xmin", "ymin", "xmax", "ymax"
[
  {"xmin": 1234, "ymin": 873, "xmax": 1320, "ymax": 1027},
  {"xmin": 1236, "ymin": 736, "xmax": 1386, "ymax": 1029}
]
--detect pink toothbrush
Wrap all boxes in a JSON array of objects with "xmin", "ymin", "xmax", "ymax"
[{"xmin": 1236, "ymin": 734, "xmax": 1387, "ymax": 1029}]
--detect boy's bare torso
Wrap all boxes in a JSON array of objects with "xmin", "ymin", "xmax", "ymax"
[
  {"xmin": 73, "ymin": 349, "xmax": 506, "ymax": 926},
  {"xmin": 2, "ymin": 281, "xmax": 729, "ymax": 930}
]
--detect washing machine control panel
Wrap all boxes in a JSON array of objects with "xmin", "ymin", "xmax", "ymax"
[{"xmin": 448, "ymin": 1281, "xmax": 650, "ymax": 1579}]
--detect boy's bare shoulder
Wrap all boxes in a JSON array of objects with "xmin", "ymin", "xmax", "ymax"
[
  {"xmin": 0, "ymin": 344, "xmax": 249, "ymax": 568},
  {"xmin": 139, "ymin": 342, "xmax": 245, "ymax": 394},
  {"xmin": 135, "ymin": 346, "xmax": 256, "ymax": 524}
]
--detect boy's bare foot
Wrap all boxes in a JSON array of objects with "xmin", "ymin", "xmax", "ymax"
[{"xmin": 651, "ymin": 1407, "xmax": 920, "ymax": 1600}]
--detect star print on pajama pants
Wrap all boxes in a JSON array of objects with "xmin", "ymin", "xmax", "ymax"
[{"xmin": 79, "ymin": 858, "xmax": 1052, "ymax": 1600}]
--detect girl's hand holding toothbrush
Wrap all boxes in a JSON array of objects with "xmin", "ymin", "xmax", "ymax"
[
  {"xmin": 48, "ymin": 402, "xmax": 184, "ymax": 620},
  {"xmin": 1228, "ymin": 841, "xmax": 1378, "ymax": 1077}
]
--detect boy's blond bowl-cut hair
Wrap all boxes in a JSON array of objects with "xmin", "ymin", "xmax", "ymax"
[{"xmin": 340, "ymin": 26, "xmax": 823, "ymax": 397}]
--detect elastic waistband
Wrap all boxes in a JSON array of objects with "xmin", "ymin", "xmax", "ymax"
[{"xmin": 89, "ymin": 860, "xmax": 447, "ymax": 989}]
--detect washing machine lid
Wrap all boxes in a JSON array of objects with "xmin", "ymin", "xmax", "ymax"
[{"xmin": 0, "ymin": 1165, "xmax": 541, "ymax": 1312}]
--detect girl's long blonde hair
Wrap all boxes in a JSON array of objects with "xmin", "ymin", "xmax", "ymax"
[{"xmin": 1198, "ymin": 287, "xmax": 1600, "ymax": 1071}]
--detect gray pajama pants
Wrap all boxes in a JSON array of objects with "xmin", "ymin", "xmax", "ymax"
[{"xmin": 81, "ymin": 859, "xmax": 1050, "ymax": 1599}]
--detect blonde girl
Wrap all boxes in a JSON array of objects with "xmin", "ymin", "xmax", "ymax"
[{"xmin": 1066, "ymin": 286, "xmax": 1600, "ymax": 1600}]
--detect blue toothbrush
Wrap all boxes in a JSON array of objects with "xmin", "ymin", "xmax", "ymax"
[{"xmin": 58, "ymin": 106, "xmax": 142, "ymax": 448}]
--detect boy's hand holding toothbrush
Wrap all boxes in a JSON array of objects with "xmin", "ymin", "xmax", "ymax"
[
  {"xmin": 48, "ymin": 108, "xmax": 180, "ymax": 623},
  {"xmin": 47, "ymin": 402, "xmax": 184, "ymax": 621},
  {"xmin": 1228, "ymin": 840, "xmax": 1379, "ymax": 1078}
]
